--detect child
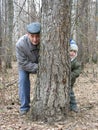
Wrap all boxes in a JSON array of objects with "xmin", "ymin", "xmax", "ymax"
[{"xmin": 69, "ymin": 43, "xmax": 81, "ymax": 112}]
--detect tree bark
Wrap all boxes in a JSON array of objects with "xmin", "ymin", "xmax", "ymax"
[
  {"xmin": 6, "ymin": 0, "xmax": 14, "ymax": 68},
  {"xmin": 30, "ymin": 0, "xmax": 71, "ymax": 122},
  {"xmin": 0, "ymin": 0, "xmax": 2, "ymax": 70}
]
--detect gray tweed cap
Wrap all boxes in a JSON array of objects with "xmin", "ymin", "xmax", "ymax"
[{"xmin": 26, "ymin": 22, "xmax": 41, "ymax": 34}]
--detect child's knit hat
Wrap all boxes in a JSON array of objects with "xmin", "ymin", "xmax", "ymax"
[{"xmin": 70, "ymin": 44, "xmax": 78, "ymax": 52}]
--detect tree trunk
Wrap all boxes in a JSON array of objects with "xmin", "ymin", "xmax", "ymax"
[
  {"xmin": 30, "ymin": 0, "xmax": 71, "ymax": 122},
  {"xmin": 96, "ymin": 0, "xmax": 98, "ymax": 38},
  {"xmin": 76, "ymin": 0, "xmax": 97, "ymax": 65},
  {"xmin": 6, "ymin": 0, "xmax": 14, "ymax": 68},
  {"xmin": 76, "ymin": 0, "xmax": 89, "ymax": 66},
  {"xmin": 0, "ymin": 0, "xmax": 2, "ymax": 70}
]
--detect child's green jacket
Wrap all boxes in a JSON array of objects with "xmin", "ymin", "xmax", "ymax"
[{"xmin": 71, "ymin": 58, "xmax": 81, "ymax": 87}]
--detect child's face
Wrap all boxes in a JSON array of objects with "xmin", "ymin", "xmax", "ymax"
[{"xmin": 69, "ymin": 50, "xmax": 77, "ymax": 59}]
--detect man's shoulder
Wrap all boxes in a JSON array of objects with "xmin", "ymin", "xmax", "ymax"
[{"xmin": 16, "ymin": 35, "xmax": 28, "ymax": 47}]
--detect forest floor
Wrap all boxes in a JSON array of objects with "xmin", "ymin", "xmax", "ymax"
[{"xmin": 0, "ymin": 63, "xmax": 98, "ymax": 130}]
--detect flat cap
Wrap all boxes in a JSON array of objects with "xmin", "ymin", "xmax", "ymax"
[{"xmin": 26, "ymin": 22, "xmax": 41, "ymax": 34}]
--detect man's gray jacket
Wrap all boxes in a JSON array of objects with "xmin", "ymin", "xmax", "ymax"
[{"xmin": 16, "ymin": 34, "xmax": 39, "ymax": 73}]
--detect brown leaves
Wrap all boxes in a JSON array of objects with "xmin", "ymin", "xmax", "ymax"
[{"xmin": 0, "ymin": 63, "xmax": 98, "ymax": 129}]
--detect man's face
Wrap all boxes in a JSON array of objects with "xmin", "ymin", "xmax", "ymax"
[{"xmin": 28, "ymin": 33, "xmax": 40, "ymax": 45}]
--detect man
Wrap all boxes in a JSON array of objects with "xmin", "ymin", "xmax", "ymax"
[{"xmin": 16, "ymin": 22, "xmax": 41, "ymax": 115}]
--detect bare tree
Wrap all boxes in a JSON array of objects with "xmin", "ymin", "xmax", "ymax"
[
  {"xmin": 70, "ymin": 0, "xmax": 97, "ymax": 66},
  {"xmin": 5, "ymin": 0, "xmax": 14, "ymax": 68},
  {"xmin": 0, "ymin": 0, "xmax": 2, "ymax": 70},
  {"xmin": 12, "ymin": 0, "xmax": 40, "ymax": 57},
  {"xmin": 96, "ymin": 0, "xmax": 98, "ymax": 40},
  {"xmin": 30, "ymin": 0, "xmax": 71, "ymax": 122}
]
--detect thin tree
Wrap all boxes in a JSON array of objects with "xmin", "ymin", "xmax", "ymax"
[
  {"xmin": 30, "ymin": 0, "xmax": 71, "ymax": 122},
  {"xmin": 75, "ymin": 0, "xmax": 97, "ymax": 65},
  {"xmin": 6, "ymin": 0, "xmax": 14, "ymax": 68},
  {"xmin": 0, "ymin": 0, "xmax": 2, "ymax": 70},
  {"xmin": 96, "ymin": 0, "xmax": 98, "ymax": 40}
]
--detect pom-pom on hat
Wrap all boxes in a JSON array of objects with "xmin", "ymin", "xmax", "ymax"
[
  {"xmin": 70, "ymin": 39, "xmax": 76, "ymax": 45},
  {"xmin": 26, "ymin": 22, "xmax": 41, "ymax": 34}
]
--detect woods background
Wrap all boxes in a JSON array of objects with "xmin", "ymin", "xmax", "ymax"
[
  {"xmin": 0, "ymin": 0, "xmax": 98, "ymax": 71},
  {"xmin": 0, "ymin": 0, "xmax": 98, "ymax": 97},
  {"xmin": 0, "ymin": 0, "xmax": 98, "ymax": 129},
  {"xmin": 0, "ymin": 0, "xmax": 98, "ymax": 93}
]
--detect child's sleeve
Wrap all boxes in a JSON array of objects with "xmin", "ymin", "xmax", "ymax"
[{"xmin": 71, "ymin": 62, "xmax": 82, "ymax": 80}]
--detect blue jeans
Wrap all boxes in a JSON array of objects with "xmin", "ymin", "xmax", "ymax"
[
  {"xmin": 18, "ymin": 69, "xmax": 30, "ymax": 112},
  {"xmin": 70, "ymin": 88, "xmax": 77, "ymax": 110}
]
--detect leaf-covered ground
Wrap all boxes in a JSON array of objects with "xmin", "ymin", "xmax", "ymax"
[{"xmin": 0, "ymin": 63, "xmax": 98, "ymax": 130}]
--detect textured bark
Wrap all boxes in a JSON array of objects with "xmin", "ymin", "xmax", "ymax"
[
  {"xmin": 0, "ymin": 0, "xmax": 2, "ymax": 70},
  {"xmin": 31, "ymin": 0, "xmax": 71, "ymax": 122},
  {"xmin": 5, "ymin": 0, "xmax": 14, "ymax": 68}
]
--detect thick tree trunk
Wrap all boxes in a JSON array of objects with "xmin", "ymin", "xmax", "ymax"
[{"xmin": 31, "ymin": 0, "xmax": 71, "ymax": 122}]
